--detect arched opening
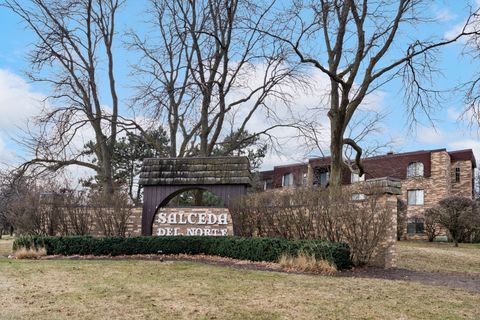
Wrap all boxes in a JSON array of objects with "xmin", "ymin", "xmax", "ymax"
[{"xmin": 162, "ymin": 188, "xmax": 224, "ymax": 207}]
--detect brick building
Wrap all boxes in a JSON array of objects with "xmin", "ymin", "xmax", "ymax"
[{"xmin": 259, "ymin": 149, "xmax": 477, "ymax": 239}]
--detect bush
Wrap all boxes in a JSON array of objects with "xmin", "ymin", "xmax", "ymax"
[
  {"xmin": 13, "ymin": 235, "xmax": 352, "ymax": 269},
  {"xmin": 230, "ymin": 186, "xmax": 394, "ymax": 266},
  {"xmin": 435, "ymin": 196, "xmax": 480, "ymax": 246}
]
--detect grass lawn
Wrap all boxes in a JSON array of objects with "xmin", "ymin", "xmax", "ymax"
[
  {"xmin": 397, "ymin": 241, "xmax": 480, "ymax": 274},
  {"xmin": 0, "ymin": 257, "xmax": 479, "ymax": 320},
  {"xmin": 1, "ymin": 238, "xmax": 479, "ymax": 319}
]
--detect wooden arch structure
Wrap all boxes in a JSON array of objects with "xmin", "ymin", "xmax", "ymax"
[{"xmin": 138, "ymin": 157, "xmax": 251, "ymax": 236}]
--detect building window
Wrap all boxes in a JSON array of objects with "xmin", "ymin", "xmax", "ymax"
[
  {"xmin": 263, "ymin": 179, "xmax": 273, "ymax": 190},
  {"xmin": 455, "ymin": 167, "xmax": 460, "ymax": 183},
  {"xmin": 407, "ymin": 218, "xmax": 425, "ymax": 234},
  {"xmin": 351, "ymin": 171, "xmax": 365, "ymax": 183},
  {"xmin": 302, "ymin": 173, "xmax": 308, "ymax": 186},
  {"xmin": 282, "ymin": 173, "xmax": 293, "ymax": 187},
  {"xmin": 351, "ymin": 193, "xmax": 366, "ymax": 201},
  {"xmin": 407, "ymin": 189, "xmax": 424, "ymax": 205},
  {"xmin": 314, "ymin": 167, "xmax": 329, "ymax": 187},
  {"xmin": 319, "ymin": 171, "xmax": 329, "ymax": 187},
  {"xmin": 407, "ymin": 162, "xmax": 424, "ymax": 177}
]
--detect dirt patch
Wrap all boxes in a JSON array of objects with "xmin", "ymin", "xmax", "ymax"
[
  {"xmin": 338, "ymin": 266, "xmax": 480, "ymax": 293},
  {"xmin": 37, "ymin": 254, "xmax": 480, "ymax": 293}
]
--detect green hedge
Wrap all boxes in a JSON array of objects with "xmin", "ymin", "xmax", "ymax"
[{"xmin": 13, "ymin": 235, "xmax": 352, "ymax": 269}]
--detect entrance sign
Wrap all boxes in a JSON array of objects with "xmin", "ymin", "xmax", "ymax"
[
  {"xmin": 153, "ymin": 207, "xmax": 234, "ymax": 236},
  {"xmin": 139, "ymin": 157, "xmax": 250, "ymax": 236}
]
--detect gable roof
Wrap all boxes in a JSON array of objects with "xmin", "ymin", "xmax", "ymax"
[
  {"xmin": 261, "ymin": 148, "xmax": 476, "ymax": 186},
  {"xmin": 139, "ymin": 156, "xmax": 252, "ymax": 186}
]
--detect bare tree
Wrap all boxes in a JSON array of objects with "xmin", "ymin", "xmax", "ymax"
[
  {"xmin": 128, "ymin": 0, "xmax": 305, "ymax": 158},
  {"xmin": 3, "ymin": 0, "xmax": 124, "ymax": 198},
  {"xmin": 64, "ymin": 190, "xmax": 93, "ymax": 235},
  {"xmin": 0, "ymin": 170, "xmax": 22, "ymax": 237},
  {"xmin": 424, "ymin": 208, "xmax": 440, "ymax": 242},
  {"xmin": 436, "ymin": 196, "xmax": 480, "ymax": 246},
  {"xmin": 266, "ymin": 0, "xmax": 478, "ymax": 187},
  {"xmin": 0, "ymin": 172, "xmax": 60, "ymax": 236},
  {"xmin": 90, "ymin": 190, "xmax": 132, "ymax": 237}
]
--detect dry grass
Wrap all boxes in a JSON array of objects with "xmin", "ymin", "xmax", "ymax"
[
  {"xmin": 14, "ymin": 247, "xmax": 47, "ymax": 259},
  {"xmin": 278, "ymin": 252, "xmax": 337, "ymax": 275},
  {"xmin": 0, "ymin": 258, "xmax": 479, "ymax": 319},
  {"xmin": 397, "ymin": 241, "xmax": 480, "ymax": 274}
]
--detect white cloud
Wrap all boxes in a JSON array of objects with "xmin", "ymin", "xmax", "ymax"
[
  {"xmin": 0, "ymin": 135, "xmax": 17, "ymax": 166},
  {"xmin": 447, "ymin": 107, "xmax": 462, "ymax": 121},
  {"xmin": 436, "ymin": 8, "xmax": 456, "ymax": 22},
  {"xmin": 0, "ymin": 69, "xmax": 44, "ymax": 130},
  {"xmin": 444, "ymin": 2, "xmax": 480, "ymax": 41},
  {"xmin": 444, "ymin": 22, "xmax": 467, "ymax": 41},
  {"xmin": 0, "ymin": 69, "xmax": 48, "ymax": 167},
  {"xmin": 417, "ymin": 126, "xmax": 444, "ymax": 144}
]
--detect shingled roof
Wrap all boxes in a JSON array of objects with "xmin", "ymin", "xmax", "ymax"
[{"xmin": 139, "ymin": 156, "xmax": 252, "ymax": 186}]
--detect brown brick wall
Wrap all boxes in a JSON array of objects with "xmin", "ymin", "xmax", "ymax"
[
  {"xmin": 451, "ymin": 160, "xmax": 473, "ymax": 197},
  {"xmin": 398, "ymin": 151, "xmax": 474, "ymax": 240}
]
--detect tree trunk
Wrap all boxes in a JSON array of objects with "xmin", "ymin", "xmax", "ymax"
[
  {"xmin": 329, "ymin": 117, "xmax": 344, "ymax": 188},
  {"xmin": 101, "ymin": 148, "xmax": 115, "ymax": 201},
  {"xmin": 194, "ymin": 190, "xmax": 204, "ymax": 206}
]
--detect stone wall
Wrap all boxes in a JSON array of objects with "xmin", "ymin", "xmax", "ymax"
[
  {"xmin": 126, "ymin": 208, "xmax": 142, "ymax": 236},
  {"xmin": 368, "ymin": 192, "xmax": 398, "ymax": 268},
  {"xmin": 41, "ymin": 206, "xmax": 232, "ymax": 238},
  {"xmin": 451, "ymin": 160, "xmax": 473, "ymax": 197},
  {"xmin": 74, "ymin": 207, "xmax": 143, "ymax": 237}
]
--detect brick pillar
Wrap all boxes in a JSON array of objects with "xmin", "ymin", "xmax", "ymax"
[
  {"xmin": 307, "ymin": 163, "xmax": 314, "ymax": 186},
  {"xmin": 363, "ymin": 178, "xmax": 401, "ymax": 268}
]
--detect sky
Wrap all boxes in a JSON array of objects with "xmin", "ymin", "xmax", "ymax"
[{"xmin": 1, "ymin": 0, "xmax": 480, "ymax": 180}]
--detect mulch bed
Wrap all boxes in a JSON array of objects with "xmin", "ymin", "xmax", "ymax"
[{"xmin": 35, "ymin": 254, "xmax": 480, "ymax": 293}]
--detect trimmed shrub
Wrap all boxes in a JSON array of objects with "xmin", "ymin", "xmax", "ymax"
[{"xmin": 13, "ymin": 235, "xmax": 352, "ymax": 269}]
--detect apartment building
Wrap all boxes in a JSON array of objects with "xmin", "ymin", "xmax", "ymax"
[{"xmin": 259, "ymin": 149, "xmax": 476, "ymax": 239}]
